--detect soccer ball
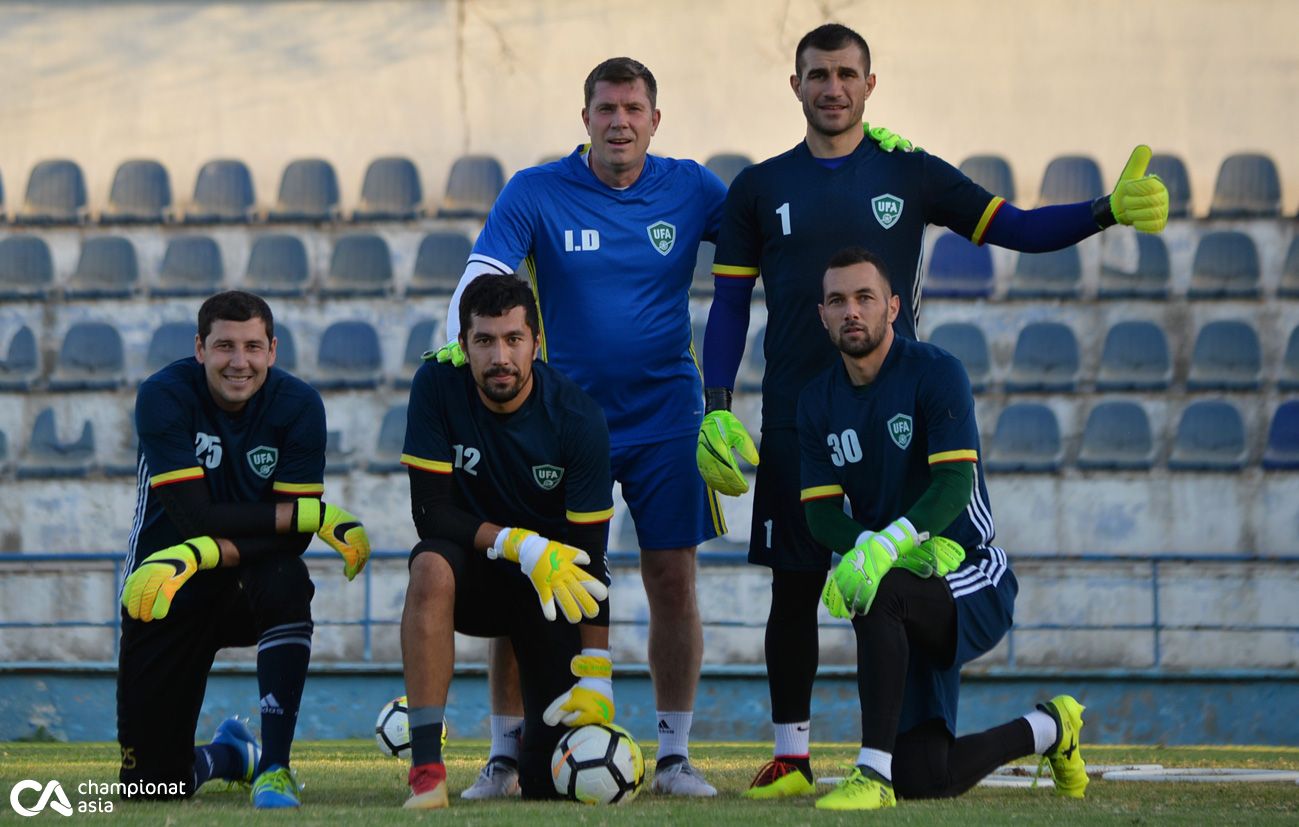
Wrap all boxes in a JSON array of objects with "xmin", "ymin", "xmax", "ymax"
[
  {"xmin": 374, "ymin": 696, "xmax": 446, "ymax": 758},
  {"xmin": 551, "ymin": 723, "xmax": 645, "ymax": 804}
]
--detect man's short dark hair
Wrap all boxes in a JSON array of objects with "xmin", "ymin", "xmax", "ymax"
[
  {"xmin": 795, "ymin": 23, "xmax": 871, "ymax": 78},
  {"xmin": 197, "ymin": 290, "xmax": 274, "ymax": 343},
  {"xmin": 584, "ymin": 57, "xmax": 658, "ymax": 109},
  {"xmin": 458, "ymin": 273, "xmax": 540, "ymax": 340},
  {"xmin": 824, "ymin": 246, "xmax": 895, "ymax": 296}
]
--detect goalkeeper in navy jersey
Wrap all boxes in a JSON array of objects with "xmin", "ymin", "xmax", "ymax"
[
  {"xmin": 399, "ymin": 274, "xmax": 616, "ymax": 808},
  {"xmin": 791, "ymin": 247, "xmax": 1086, "ymax": 811},
  {"xmin": 117, "ymin": 290, "xmax": 371, "ymax": 809}
]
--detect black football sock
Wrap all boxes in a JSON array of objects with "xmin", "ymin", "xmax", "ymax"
[{"xmin": 255, "ymin": 621, "xmax": 313, "ymax": 774}]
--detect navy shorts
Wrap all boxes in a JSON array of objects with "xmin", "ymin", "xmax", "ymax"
[
  {"xmin": 612, "ymin": 432, "xmax": 724, "ymax": 551},
  {"xmin": 748, "ymin": 428, "xmax": 831, "ymax": 571}
]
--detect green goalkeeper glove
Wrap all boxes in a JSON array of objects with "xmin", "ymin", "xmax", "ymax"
[
  {"xmin": 544, "ymin": 649, "xmax": 615, "ymax": 726},
  {"xmin": 898, "ymin": 535, "xmax": 967, "ymax": 578},
  {"xmin": 824, "ymin": 519, "xmax": 922, "ymax": 616},
  {"xmin": 1094, "ymin": 145, "xmax": 1169, "ymax": 233},
  {"xmin": 294, "ymin": 499, "xmax": 371, "ymax": 580},
  {"xmin": 430, "ymin": 340, "xmax": 466, "ymax": 367},
  {"xmin": 490, "ymin": 528, "xmax": 609, "ymax": 623},
  {"xmin": 864, "ymin": 121, "xmax": 921, "ymax": 154},
  {"xmin": 697, "ymin": 388, "xmax": 759, "ymax": 496},
  {"xmin": 122, "ymin": 536, "xmax": 220, "ymax": 622}
]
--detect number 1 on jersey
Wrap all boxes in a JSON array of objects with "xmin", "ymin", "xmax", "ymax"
[{"xmin": 776, "ymin": 202, "xmax": 791, "ymax": 236}]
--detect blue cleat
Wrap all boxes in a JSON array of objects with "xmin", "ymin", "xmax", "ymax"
[
  {"xmin": 211, "ymin": 717, "xmax": 261, "ymax": 785},
  {"xmin": 251, "ymin": 765, "xmax": 301, "ymax": 809}
]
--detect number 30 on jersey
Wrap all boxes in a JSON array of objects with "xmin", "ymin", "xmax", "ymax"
[{"xmin": 827, "ymin": 429, "xmax": 862, "ymax": 467}]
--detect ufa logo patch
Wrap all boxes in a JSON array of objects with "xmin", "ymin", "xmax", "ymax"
[
  {"xmin": 246, "ymin": 445, "xmax": 279, "ymax": 479},
  {"xmin": 887, "ymin": 414, "xmax": 913, "ymax": 450},
  {"xmin": 871, "ymin": 194, "xmax": 904, "ymax": 229},
  {"xmin": 646, "ymin": 220, "xmax": 676, "ymax": 255},
  {"xmin": 532, "ymin": 464, "xmax": 565, "ymax": 490}
]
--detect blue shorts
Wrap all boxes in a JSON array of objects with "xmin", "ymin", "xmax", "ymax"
[
  {"xmin": 899, "ymin": 547, "xmax": 1018, "ymax": 736},
  {"xmin": 611, "ymin": 432, "xmax": 725, "ymax": 551}
]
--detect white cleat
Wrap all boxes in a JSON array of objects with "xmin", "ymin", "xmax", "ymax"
[
  {"xmin": 651, "ymin": 757, "xmax": 718, "ymax": 797},
  {"xmin": 460, "ymin": 758, "xmax": 521, "ymax": 800}
]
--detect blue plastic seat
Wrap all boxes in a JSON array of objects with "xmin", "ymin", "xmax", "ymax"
[
  {"xmin": 985, "ymin": 403, "xmax": 1062, "ymax": 472},
  {"xmin": 50, "ymin": 321, "xmax": 126, "ymax": 390},
  {"xmin": 245, "ymin": 233, "xmax": 310, "ymax": 297},
  {"xmin": 273, "ymin": 323, "xmax": 298, "ymax": 372},
  {"xmin": 102, "ymin": 159, "xmax": 172, "ymax": 224},
  {"xmin": 268, "ymin": 159, "xmax": 340, "ymax": 222},
  {"xmin": 1006, "ymin": 322, "xmax": 1079, "ymax": 392},
  {"xmin": 1077, "ymin": 401, "xmax": 1155, "ymax": 470},
  {"xmin": 704, "ymin": 153, "xmax": 752, "ymax": 187},
  {"xmin": 17, "ymin": 408, "xmax": 95, "ymax": 478},
  {"xmin": 737, "ymin": 325, "xmax": 766, "ymax": 393},
  {"xmin": 1278, "ymin": 235, "xmax": 1299, "ymax": 299},
  {"xmin": 929, "ymin": 322, "xmax": 990, "ymax": 392},
  {"xmin": 155, "ymin": 236, "xmax": 224, "ymax": 296},
  {"xmin": 1037, "ymin": 155, "xmax": 1103, "ymax": 206},
  {"xmin": 1096, "ymin": 320, "xmax": 1171, "ymax": 391},
  {"xmin": 925, "ymin": 232, "xmax": 994, "ymax": 298},
  {"xmin": 399, "ymin": 319, "xmax": 439, "ymax": 386},
  {"xmin": 1280, "ymin": 325, "xmax": 1299, "ymax": 391},
  {"xmin": 146, "ymin": 322, "xmax": 198, "ymax": 373},
  {"xmin": 368, "ymin": 405, "xmax": 407, "ymax": 472},
  {"xmin": 0, "ymin": 236, "xmax": 55, "ymax": 299},
  {"xmin": 1187, "ymin": 320, "xmax": 1261, "ymax": 391},
  {"xmin": 322, "ymin": 234, "xmax": 393, "ymax": 297},
  {"xmin": 1099, "ymin": 233, "xmax": 1170, "ymax": 299},
  {"xmin": 66, "ymin": 236, "xmax": 140, "ymax": 299},
  {"xmin": 1262, "ymin": 401, "xmax": 1299, "ymax": 470},
  {"xmin": 316, "ymin": 320, "xmax": 383, "ymax": 389},
  {"xmin": 1168, "ymin": 400, "xmax": 1247, "ymax": 471},
  {"xmin": 0, "ymin": 323, "xmax": 39, "ymax": 390},
  {"xmin": 186, "ymin": 159, "xmax": 256, "ymax": 223},
  {"xmin": 1148, "ymin": 153, "xmax": 1191, "ymax": 219},
  {"xmin": 409, "ymin": 231, "xmax": 472, "ymax": 296},
  {"xmin": 437, "ymin": 155, "xmax": 506, "ymax": 218},
  {"xmin": 692, "ymin": 241, "xmax": 716, "ymax": 297},
  {"xmin": 354, "ymin": 156, "xmax": 423, "ymax": 221},
  {"xmin": 325, "ymin": 429, "xmax": 353, "ymax": 475},
  {"xmin": 1007, "ymin": 246, "xmax": 1081, "ymax": 298},
  {"xmin": 1208, "ymin": 153, "xmax": 1282, "ymax": 218},
  {"xmin": 1188, "ymin": 231, "xmax": 1260, "ymax": 299},
  {"xmin": 16, "ymin": 159, "xmax": 87, "ymax": 224},
  {"xmin": 959, "ymin": 154, "xmax": 1015, "ymax": 200}
]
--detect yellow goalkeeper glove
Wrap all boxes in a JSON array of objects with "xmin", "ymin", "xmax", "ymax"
[
  {"xmin": 544, "ymin": 649, "xmax": 615, "ymax": 727},
  {"xmin": 122, "ymin": 537, "xmax": 220, "ymax": 622},
  {"xmin": 697, "ymin": 388, "xmax": 759, "ymax": 496},
  {"xmin": 490, "ymin": 528, "xmax": 608, "ymax": 623},
  {"xmin": 824, "ymin": 519, "xmax": 922, "ymax": 616},
  {"xmin": 295, "ymin": 499, "xmax": 371, "ymax": 580},
  {"xmin": 864, "ymin": 121, "xmax": 921, "ymax": 154},
  {"xmin": 430, "ymin": 340, "xmax": 466, "ymax": 367},
  {"xmin": 1097, "ymin": 145, "xmax": 1169, "ymax": 233}
]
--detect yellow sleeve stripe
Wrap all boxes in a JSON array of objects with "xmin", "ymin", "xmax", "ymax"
[
  {"xmin": 400, "ymin": 454, "xmax": 453, "ymax": 474},
  {"xmin": 800, "ymin": 484, "xmax": 844, "ymax": 502},
  {"xmin": 712, "ymin": 264, "xmax": 759, "ymax": 278},
  {"xmin": 930, "ymin": 449, "xmax": 979, "ymax": 465},
  {"xmin": 567, "ymin": 507, "xmax": 615, "ymax": 524},
  {"xmin": 149, "ymin": 466, "xmax": 204, "ymax": 488},
  {"xmin": 970, "ymin": 196, "xmax": 1006, "ymax": 246},
  {"xmin": 272, "ymin": 481, "xmax": 325, "ymax": 495}
]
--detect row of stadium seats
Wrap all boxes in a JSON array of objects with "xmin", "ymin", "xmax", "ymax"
[{"xmin": 0, "ymin": 150, "xmax": 1294, "ymax": 225}]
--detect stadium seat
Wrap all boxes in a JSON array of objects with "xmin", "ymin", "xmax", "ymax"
[
  {"xmin": 15, "ymin": 159, "xmax": 87, "ymax": 224},
  {"xmin": 102, "ymin": 159, "xmax": 172, "ymax": 224},
  {"xmin": 325, "ymin": 429, "xmax": 353, "ymax": 475},
  {"xmin": 1187, "ymin": 320, "xmax": 1261, "ymax": 391},
  {"xmin": 1168, "ymin": 400, "xmax": 1247, "ymax": 471},
  {"xmin": 322, "ymin": 233, "xmax": 393, "ymax": 297},
  {"xmin": 1037, "ymin": 155, "xmax": 1103, "ymax": 206},
  {"xmin": 1076, "ymin": 401, "xmax": 1155, "ymax": 470},
  {"xmin": 737, "ymin": 325, "xmax": 766, "ymax": 393},
  {"xmin": 437, "ymin": 155, "xmax": 506, "ymax": 218},
  {"xmin": 692, "ymin": 241, "xmax": 716, "ymax": 297},
  {"xmin": 704, "ymin": 153, "xmax": 752, "ymax": 187},
  {"xmin": 1006, "ymin": 246, "xmax": 1081, "ymax": 298},
  {"xmin": 1098, "ymin": 233, "xmax": 1171, "ymax": 299},
  {"xmin": 985, "ymin": 403, "xmax": 1062, "ymax": 472},
  {"xmin": 146, "ymin": 322, "xmax": 197, "ymax": 373},
  {"xmin": 273, "ymin": 323, "xmax": 298, "ymax": 372},
  {"xmin": 17, "ymin": 408, "xmax": 95, "ymax": 479},
  {"xmin": 929, "ymin": 322, "xmax": 990, "ymax": 392},
  {"xmin": 398, "ymin": 319, "xmax": 439, "ymax": 387},
  {"xmin": 49, "ymin": 321, "xmax": 126, "ymax": 390},
  {"xmin": 408, "ymin": 230, "xmax": 472, "ymax": 296},
  {"xmin": 958, "ymin": 154, "xmax": 1015, "ymax": 200},
  {"xmin": 66, "ymin": 236, "xmax": 140, "ymax": 299},
  {"xmin": 0, "ymin": 235, "xmax": 55, "ymax": 300},
  {"xmin": 1005, "ymin": 322, "xmax": 1079, "ymax": 392},
  {"xmin": 1207, "ymin": 152, "xmax": 1282, "ymax": 218},
  {"xmin": 267, "ymin": 158, "xmax": 341, "ymax": 222},
  {"xmin": 0, "ymin": 428, "xmax": 8, "ymax": 473},
  {"xmin": 354, "ymin": 156, "xmax": 423, "ymax": 221},
  {"xmin": 1262, "ymin": 401, "xmax": 1299, "ymax": 470},
  {"xmin": 1148, "ymin": 153, "xmax": 1191, "ymax": 219},
  {"xmin": 369, "ymin": 405, "xmax": 407, "ymax": 472},
  {"xmin": 185, "ymin": 159, "xmax": 256, "ymax": 223},
  {"xmin": 1280, "ymin": 325, "xmax": 1299, "ymax": 391},
  {"xmin": 0, "ymin": 323, "xmax": 39, "ymax": 390},
  {"xmin": 315, "ymin": 320, "xmax": 383, "ymax": 389},
  {"xmin": 102, "ymin": 429, "xmax": 139, "ymax": 478},
  {"xmin": 924, "ymin": 232, "xmax": 994, "ymax": 298},
  {"xmin": 1095, "ymin": 320, "xmax": 1171, "ymax": 391},
  {"xmin": 1278, "ymin": 235, "xmax": 1299, "ymax": 299},
  {"xmin": 245, "ymin": 233, "xmax": 310, "ymax": 297},
  {"xmin": 1188, "ymin": 231, "xmax": 1260, "ymax": 299},
  {"xmin": 154, "ymin": 236, "xmax": 224, "ymax": 297}
]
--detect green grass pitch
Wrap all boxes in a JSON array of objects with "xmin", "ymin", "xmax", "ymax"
[{"xmin": 2, "ymin": 740, "xmax": 1296, "ymax": 824}]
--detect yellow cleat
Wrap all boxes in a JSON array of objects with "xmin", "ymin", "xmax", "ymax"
[
  {"xmin": 1035, "ymin": 694, "xmax": 1088, "ymax": 798},
  {"xmin": 814, "ymin": 766, "xmax": 896, "ymax": 811},
  {"xmin": 743, "ymin": 759, "xmax": 815, "ymax": 799}
]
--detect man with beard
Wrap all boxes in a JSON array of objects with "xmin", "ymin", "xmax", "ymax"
[
  {"xmin": 399, "ymin": 274, "xmax": 616, "ymax": 808},
  {"xmin": 795, "ymin": 248, "xmax": 1085, "ymax": 810}
]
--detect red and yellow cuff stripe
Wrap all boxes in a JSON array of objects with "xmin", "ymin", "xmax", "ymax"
[
  {"xmin": 970, "ymin": 196, "xmax": 1006, "ymax": 246},
  {"xmin": 712, "ymin": 263, "xmax": 759, "ymax": 279},
  {"xmin": 800, "ymin": 484, "xmax": 844, "ymax": 503},
  {"xmin": 567, "ymin": 507, "xmax": 615, "ymax": 525},
  {"xmin": 930, "ymin": 449, "xmax": 978, "ymax": 465},
  {"xmin": 400, "ymin": 453, "xmax": 452, "ymax": 474},
  {"xmin": 273, "ymin": 481, "xmax": 324, "ymax": 497},
  {"xmin": 150, "ymin": 466, "xmax": 204, "ymax": 488}
]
